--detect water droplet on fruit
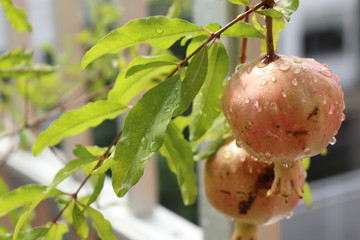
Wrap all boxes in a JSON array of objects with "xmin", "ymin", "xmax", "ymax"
[
  {"xmin": 341, "ymin": 113, "xmax": 346, "ymax": 121},
  {"xmin": 270, "ymin": 102, "xmax": 278, "ymax": 112},
  {"xmin": 245, "ymin": 98, "xmax": 250, "ymax": 103},
  {"xmin": 224, "ymin": 150, "xmax": 233, "ymax": 159},
  {"xmin": 247, "ymin": 165, "xmax": 253, "ymax": 173},
  {"xmin": 282, "ymin": 162, "xmax": 290, "ymax": 168},
  {"xmin": 247, "ymin": 120, "xmax": 252, "ymax": 126},
  {"xmin": 294, "ymin": 58, "xmax": 302, "ymax": 64},
  {"xmin": 294, "ymin": 68, "xmax": 301, "ymax": 74},
  {"xmin": 304, "ymin": 147, "xmax": 311, "ymax": 155},
  {"xmin": 236, "ymin": 140, "xmax": 242, "ymax": 148},
  {"xmin": 329, "ymin": 137, "xmax": 337, "ymax": 145},
  {"xmin": 313, "ymin": 77, "xmax": 318, "ymax": 83},
  {"xmin": 260, "ymin": 80, "xmax": 267, "ymax": 86},
  {"xmin": 291, "ymin": 79, "xmax": 298, "ymax": 86},
  {"xmin": 320, "ymin": 70, "xmax": 332, "ymax": 78},
  {"xmin": 247, "ymin": 66, "xmax": 253, "ymax": 74},
  {"xmin": 301, "ymin": 97, "xmax": 306, "ymax": 103},
  {"xmin": 238, "ymin": 94, "xmax": 242, "ymax": 99},
  {"xmin": 328, "ymin": 104, "xmax": 335, "ymax": 115},
  {"xmin": 323, "ymin": 63, "xmax": 329, "ymax": 68},
  {"xmin": 279, "ymin": 62, "xmax": 290, "ymax": 71},
  {"xmin": 265, "ymin": 152, "xmax": 272, "ymax": 158},
  {"xmin": 270, "ymin": 76, "xmax": 276, "ymax": 82},
  {"xmin": 286, "ymin": 212, "xmax": 294, "ymax": 219},
  {"xmin": 323, "ymin": 98, "xmax": 328, "ymax": 105},
  {"xmin": 254, "ymin": 100, "xmax": 262, "ymax": 112},
  {"xmin": 282, "ymin": 91, "xmax": 287, "ymax": 98},
  {"xmin": 302, "ymin": 67, "xmax": 309, "ymax": 73}
]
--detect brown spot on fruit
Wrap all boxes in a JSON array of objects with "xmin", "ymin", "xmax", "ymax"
[
  {"xmin": 238, "ymin": 192, "xmax": 256, "ymax": 214},
  {"xmin": 220, "ymin": 190, "xmax": 231, "ymax": 195},
  {"xmin": 256, "ymin": 168, "xmax": 274, "ymax": 189},
  {"xmin": 307, "ymin": 106, "xmax": 319, "ymax": 122},
  {"xmin": 285, "ymin": 130, "xmax": 308, "ymax": 136}
]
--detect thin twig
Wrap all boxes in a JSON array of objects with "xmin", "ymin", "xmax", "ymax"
[
  {"xmin": 167, "ymin": 1, "xmax": 265, "ymax": 79},
  {"xmin": 0, "ymin": 83, "xmax": 113, "ymax": 139},
  {"xmin": 240, "ymin": 6, "xmax": 250, "ymax": 64}
]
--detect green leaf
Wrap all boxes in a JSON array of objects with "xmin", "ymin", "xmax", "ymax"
[
  {"xmin": 49, "ymin": 158, "xmax": 97, "ymax": 191},
  {"xmin": 92, "ymin": 157, "xmax": 115, "ymax": 175},
  {"xmin": 72, "ymin": 204, "xmax": 89, "ymax": 239},
  {"xmin": 32, "ymin": 101, "xmax": 127, "ymax": 155},
  {"xmin": 174, "ymin": 47, "xmax": 208, "ymax": 116},
  {"xmin": 302, "ymin": 157, "xmax": 311, "ymax": 171},
  {"xmin": 190, "ymin": 41, "xmax": 228, "ymax": 141},
  {"xmin": 125, "ymin": 54, "xmax": 180, "ymax": 77},
  {"xmin": 222, "ymin": 22, "xmax": 265, "ymax": 38},
  {"xmin": 0, "ymin": 185, "xmax": 62, "ymax": 217},
  {"xmin": 159, "ymin": 121, "xmax": 197, "ymax": 205},
  {"xmin": 0, "ymin": 64, "xmax": 55, "ymax": 79},
  {"xmin": 226, "ymin": 0, "xmax": 250, "ymax": 5},
  {"xmin": 194, "ymin": 114, "xmax": 230, "ymax": 161},
  {"xmin": 303, "ymin": 182, "xmax": 313, "ymax": 207},
  {"xmin": 166, "ymin": 0, "xmax": 181, "ymax": 18},
  {"xmin": 81, "ymin": 16, "xmax": 206, "ymax": 69},
  {"xmin": 0, "ymin": 227, "xmax": 49, "ymax": 240},
  {"xmin": 0, "ymin": 49, "xmax": 32, "ymax": 68},
  {"xmin": 257, "ymin": 8, "xmax": 284, "ymax": 18},
  {"xmin": 86, "ymin": 207, "xmax": 117, "ymax": 240},
  {"xmin": 112, "ymin": 75, "xmax": 181, "ymax": 197},
  {"xmin": 45, "ymin": 224, "xmax": 68, "ymax": 240},
  {"xmin": 73, "ymin": 145, "xmax": 96, "ymax": 160},
  {"xmin": 1, "ymin": 0, "xmax": 32, "ymax": 32},
  {"xmin": 274, "ymin": 0, "xmax": 299, "ymax": 22},
  {"xmin": 86, "ymin": 174, "xmax": 105, "ymax": 206},
  {"xmin": 108, "ymin": 57, "xmax": 176, "ymax": 105}
]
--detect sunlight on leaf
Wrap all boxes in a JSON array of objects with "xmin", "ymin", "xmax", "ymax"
[
  {"xmin": 112, "ymin": 76, "xmax": 181, "ymax": 197},
  {"xmin": 1, "ymin": 0, "xmax": 32, "ymax": 32},
  {"xmin": 32, "ymin": 101, "xmax": 127, "ymax": 155}
]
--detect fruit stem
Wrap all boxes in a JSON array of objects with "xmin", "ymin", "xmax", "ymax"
[
  {"xmin": 231, "ymin": 221, "xmax": 258, "ymax": 240},
  {"xmin": 261, "ymin": 0, "xmax": 279, "ymax": 65}
]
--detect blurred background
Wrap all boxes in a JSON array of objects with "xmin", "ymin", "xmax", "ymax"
[{"xmin": 0, "ymin": 0, "xmax": 359, "ymax": 239}]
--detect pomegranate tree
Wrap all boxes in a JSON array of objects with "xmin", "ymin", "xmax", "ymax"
[{"xmin": 204, "ymin": 139, "xmax": 302, "ymax": 240}]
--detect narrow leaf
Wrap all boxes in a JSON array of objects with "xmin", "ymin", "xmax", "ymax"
[
  {"xmin": 274, "ymin": 0, "xmax": 299, "ymax": 22},
  {"xmin": 174, "ymin": 47, "xmax": 208, "ymax": 116},
  {"xmin": 32, "ymin": 101, "xmax": 127, "ymax": 155},
  {"xmin": 1, "ymin": 0, "xmax": 32, "ymax": 32},
  {"xmin": 82, "ymin": 16, "xmax": 205, "ymax": 69},
  {"xmin": 1, "ymin": 227, "xmax": 49, "ymax": 240},
  {"xmin": 45, "ymin": 224, "xmax": 68, "ymax": 240},
  {"xmin": 0, "ymin": 49, "xmax": 32, "ymax": 68},
  {"xmin": 160, "ymin": 122, "xmax": 197, "ymax": 205},
  {"xmin": 257, "ymin": 8, "xmax": 284, "ymax": 18},
  {"xmin": 222, "ymin": 22, "xmax": 265, "ymax": 38},
  {"xmin": 0, "ymin": 64, "xmax": 55, "ymax": 78},
  {"xmin": 226, "ymin": 0, "xmax": 250, "ymax": 5},
  {"xmin": 125, "ymin": 54, "xmax": 179, "ymax": 77},
  {"xmin": 190, "ymin": 41, "xmax": 228, "ymax": 141},
  {"xmin": 0, "ymin": 185, "xmax": 62, "ymax": 217},
  {"xmin": 87, "ymin": 207, "xmax": 117, "ymax": 240},
  {"xmin": 112, "ymin": 76, "xmax": 181, "ymax": 197},
  {"xmin": 92, "ymin": 157, "xmax": 115, "ymax": 175},
  {"xmin": 108, "ymin": 58, "xmax": 176, "ymax": 105},
  {"xmin": 166, "ymin": 0, "xmax": 181, "ymax": 18},
  {"xmin": 86, "ymin": 174, "xmax": 105, "ymax": 206},
  {"xmin": 72, "ymin": 204, "xmax": 89, "ymax": 239}
]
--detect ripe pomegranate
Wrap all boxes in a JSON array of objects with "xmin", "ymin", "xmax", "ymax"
[
  {"xmin": 221, "ymin": 55, "xmax": 345, "ymax": 196},
  {"xmin": 204, "ymin": 139, "xmax": 302, "ymax": 240}
]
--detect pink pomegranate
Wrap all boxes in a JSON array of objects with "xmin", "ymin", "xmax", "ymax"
[
  {"xmin": 204, "ymin": 139, "xmax": 302, "ymax": 240},
  {"xmin": 221, "ymin": 55, "xmax": 345, "ymax": 196}
]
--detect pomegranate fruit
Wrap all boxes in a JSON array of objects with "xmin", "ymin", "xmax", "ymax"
[
  {"xmin": 221, "ymin": 55, "xmax": 345, "ymax": 196},
  {"xmin": 204, "ymin": 139, "xmax": 302, "ymax": 240}
]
